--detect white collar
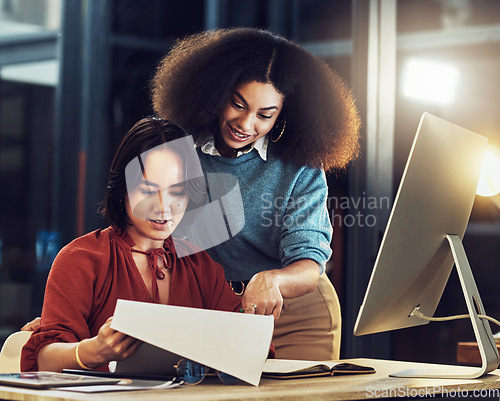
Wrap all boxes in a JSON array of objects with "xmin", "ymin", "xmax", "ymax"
[{"xmin": 199, "ymin": 135, "xmax": 268, "ymax": 161}]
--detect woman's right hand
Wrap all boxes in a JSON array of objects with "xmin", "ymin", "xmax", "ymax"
[
  {"xmin": 78, "ymin": 317, "xmax": 142, "ymax": 369},
  {"xmin": 38, "ymin": 316, "xmax": 142, "ymax": 372}
]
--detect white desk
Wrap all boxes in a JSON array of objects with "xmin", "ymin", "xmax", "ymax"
[{"xmin": 1, "ymin": 359, "xmax": 500, "ymax": 401}]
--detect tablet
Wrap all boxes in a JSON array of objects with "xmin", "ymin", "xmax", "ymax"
[
  {"xmin": 63, "ymin": 368, "xmax": 175, "ymax": 381},
  {"xmin": 0, "ymin": 372, "xmax": 121, "ymax": 389},
  {"xmin": 113, "ymin": 342, "xmax": 180, "ymax": 377}
]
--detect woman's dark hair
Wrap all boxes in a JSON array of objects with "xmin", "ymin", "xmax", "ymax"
[
  {"xmin": 100, "ymin": 117, "xmax": 207, "ymax": 230},
  {"xmin": 151, "ymin": 27, "xmax": 360, "ymax": 171}
]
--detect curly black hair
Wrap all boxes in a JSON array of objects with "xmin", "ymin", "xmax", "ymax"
[{"xmin": 151, "ymin": 27, "xmax": 360, "ymax": 171}]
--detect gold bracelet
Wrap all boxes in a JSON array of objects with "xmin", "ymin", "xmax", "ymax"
[{"xmin": 75, "ymin": 342, "xmax": 92, "ymax": 370}]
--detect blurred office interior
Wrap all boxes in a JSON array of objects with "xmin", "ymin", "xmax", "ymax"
[{"xmin": 1, "ymin": 0, "xmax": 500, "ymax": 365}]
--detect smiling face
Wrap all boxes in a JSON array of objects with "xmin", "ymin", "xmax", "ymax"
[
  {"xmin": 217, "ymin": 81, "xmax": 284, "ymax": 157},
  {"xmin": 125, "ymin": 147, "xmax": 189, "ymax": 251}
]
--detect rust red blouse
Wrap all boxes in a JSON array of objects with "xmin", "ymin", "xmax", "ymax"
[{"xmin": 21, "ymin": 226, "xmax": 242, "ymax": 371}]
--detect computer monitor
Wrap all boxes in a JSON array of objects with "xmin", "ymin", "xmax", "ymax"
[{"xmin": 353, "ymin": 112, "xmax": 499, "ymax": 378}]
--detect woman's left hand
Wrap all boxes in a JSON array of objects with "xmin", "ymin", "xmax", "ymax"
[
  {"xmin": 242, "ymin": 271, "xmax": 283, "ymax": 321},
  {"xmin": 21, "ymin": 317, "xmax": 41, "ymax": 331}
]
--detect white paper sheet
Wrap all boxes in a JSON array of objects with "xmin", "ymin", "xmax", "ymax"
[
  {"xmin": 110, "ymin": 300, "xmax": 274, "ymax": 386},
  {"xmin": 60, "ymin": 379, "xmax": 182, "ymax": 393}
]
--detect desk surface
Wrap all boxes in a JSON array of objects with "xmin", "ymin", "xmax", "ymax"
[{"xmin": 1, "ymin": 359, "xmax": 500, "ymax": 401}]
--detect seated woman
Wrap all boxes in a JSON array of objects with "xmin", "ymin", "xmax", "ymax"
[{"xmin": 21, "ymin": 117, "xmax": 248, "ymax": 372}]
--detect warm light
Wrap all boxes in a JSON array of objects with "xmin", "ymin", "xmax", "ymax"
[
  {"xmin": 476, "ymin": 150, "xmax": 500, "ymax": 197},
  {"xmin": 402, "ymin": 59, "xmax": 459, "ymax": 104}
]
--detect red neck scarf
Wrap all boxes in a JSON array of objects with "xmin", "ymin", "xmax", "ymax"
[{"xmin": 131, "ymin": 247, "xmax": 173, "ymax": 303}]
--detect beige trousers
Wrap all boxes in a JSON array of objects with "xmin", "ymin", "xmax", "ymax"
[{"xmin": 272, "ymin": 274, "xmax": 341, "ymax": 361}]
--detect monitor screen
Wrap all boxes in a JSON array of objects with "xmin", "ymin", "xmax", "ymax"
[
  {"xmin": 354, "ymin": 112, "xmax": 487, "ymax": 336},
  {"xmin": 353, "ymin": 112, "xmax": 500, "ymax": 378}
]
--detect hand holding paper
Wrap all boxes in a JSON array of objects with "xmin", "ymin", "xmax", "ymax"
[{"xmin": 110, "ymin": 300, "xmax": 274, "ymax": 386}]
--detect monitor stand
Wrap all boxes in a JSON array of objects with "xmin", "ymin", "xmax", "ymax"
[{"xmin": 390, "ymin": 234, "xmax": 500, "ymax": 379}]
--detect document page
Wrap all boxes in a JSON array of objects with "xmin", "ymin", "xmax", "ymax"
[{"xmin": 110, "ymin": 300, "xmax": 274, "ymax": 386}]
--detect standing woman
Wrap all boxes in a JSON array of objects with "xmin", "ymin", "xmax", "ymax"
[{"xmin": 151, "ymin": 28, "xmax": 360, "ymax": 360}]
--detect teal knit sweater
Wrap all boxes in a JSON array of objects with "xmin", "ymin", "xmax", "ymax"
[{"xmin": 197, "ymin": 147, "xmax": 333, "ymax": 281}]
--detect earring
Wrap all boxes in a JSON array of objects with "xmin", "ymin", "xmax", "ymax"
[{"xmin": 270, "ymin": 119, "xmax": 286, "ymax": 143}]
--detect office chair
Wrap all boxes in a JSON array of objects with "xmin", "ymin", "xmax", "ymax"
[{"xmin": 0, "ymin": 331, "xmax": 31, "ymax": 373}]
